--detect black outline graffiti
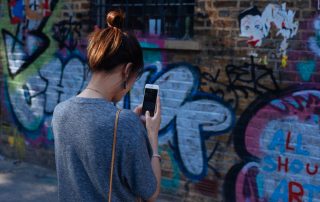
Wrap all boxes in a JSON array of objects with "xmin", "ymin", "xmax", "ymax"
[
  {"xmin": 2, "ymin": 0, "xmax": 59, "ymax": 78},
  {"xmin": 122, "ymin": 62, "xmax": 236, "ymax": 181},
  {"xmin": 2, "ymin": 29, "xmax": 49, "ymax": 78},
  {"xmin": 52, "ymin": 16, "xmax": 82, "ymax": 51},
  {"xmin": 201, "ymin": 56, "xmax": 279, "ymax": 110},
  {"xmin": 2, "ymin": 0, "xmax": 88, "ymax": 147}
]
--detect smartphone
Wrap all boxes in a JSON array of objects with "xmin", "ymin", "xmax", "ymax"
[{"xmin": 142, "ymin": 84, "xmax": 159, "ymax": 117}]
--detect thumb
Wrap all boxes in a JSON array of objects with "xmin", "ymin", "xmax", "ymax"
[{"xmin": 145, "ymin": 111, "xmax": 150, "ymax": 119}]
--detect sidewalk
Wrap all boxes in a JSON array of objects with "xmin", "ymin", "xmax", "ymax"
[
  {"xmin": 0, "ymin": 157, "xmax": 57, "ymax": 202},
  {"xmin": 0, "ymin": 157, "xmax": 174, "ymax": 202}
]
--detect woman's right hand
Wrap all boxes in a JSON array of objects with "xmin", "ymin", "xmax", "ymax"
[{"xmin": 145, "ymin": 96, "xmax": 161, "ymax": 151}]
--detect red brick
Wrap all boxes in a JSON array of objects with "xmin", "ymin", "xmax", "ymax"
[{"xmin": 214, "ymin": 1, "xmax": 238, "ymax": 8}]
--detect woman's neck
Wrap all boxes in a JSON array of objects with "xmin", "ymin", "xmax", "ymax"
[{"xmin": 78, "ymin": 72, "xmax": 120, "ymax": 102}]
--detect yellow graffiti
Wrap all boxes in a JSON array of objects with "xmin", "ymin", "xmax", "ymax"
[
  {"xmin": 8, "ymin": 135, "xmax": 14, "ymax": 146},
  {"xmin": 281, "ymin": 55, "xmax": 288, "ymax": 68},
  {"xmin": 258, "ymin": 55, "xmax": 268, "ymax": 65},
  {"xmin": 6, "ymin": 128, "xmax": 25, "ymax": 159}
]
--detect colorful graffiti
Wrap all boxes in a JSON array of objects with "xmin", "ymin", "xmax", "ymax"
[
  {"xmin": 224, "ymin": 85, "xmax": 320, "ymax": 202},
  {"xmin": 239, "ymin": 3, "xmax": 299, "ymax": 65},
  {"xmin": 296, "ymin": 60, "xmax": 316, "ymax": 82},
  {"xmin": 118, "ymin": 39, "xmax": 235, "ymax": 184},
  {"xmin": 0, "ymin": 1, "xmax": 236, "ymax": 189},
  {"xmin": 295, "ymin": 15, "xmax": 320, "ymax": 82},
  {"xmin": 0, "ymin": 0, "xmax": 89, "ymax": 147},
  {"xmin": 4, "ymin": 0, "xmax": 56, "ymax": 78},
  {"xmin": 308, "ymin": 16, "xmax": 320, "ymax": 57},
  {"xmin": 201, "ymin": 56, "xmax": 279, "ymax": 110},
  {"xmin": 159, "ymin": 145, "xmax": 181, "ymax": 191},
  {"xmin": 118, "ymin": 62, "xmax": 235, "ymax": 180},
  {"xmin": 287, "ymin": 14, "xmax": 320, "ymax": 82}
]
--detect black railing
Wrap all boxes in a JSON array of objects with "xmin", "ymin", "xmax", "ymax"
[{"xmin": 90, "ymin": 0, "xmax": 195, "ymax": 39}]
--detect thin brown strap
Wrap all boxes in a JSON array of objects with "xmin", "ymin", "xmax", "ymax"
[{"xmin": 108, "ymin": 109, "xmax": 121, "ymax": 202}]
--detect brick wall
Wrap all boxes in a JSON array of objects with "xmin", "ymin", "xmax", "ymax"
[{"xmin": 0, "ymin": 0, "xmax": 319, "ymax": 201}]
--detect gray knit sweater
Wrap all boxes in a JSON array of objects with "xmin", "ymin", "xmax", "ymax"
[{"xmin": 52, "ymin": 96, "xmax": 156, "ymax": 202}]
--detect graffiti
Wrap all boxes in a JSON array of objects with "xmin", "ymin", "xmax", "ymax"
[
  {"xmin": 160, "ymin": 146, "xmax": 181, "ymax": 191},
  {"xmin": 239, "ymin": 3, "xmax": 298, "ymax": 61},
  {"xmin": 4, "ymin": 0, "xmax": 57, "ymax": 77},
  {"xmin": 201, "ymin": 56, "xmax": 279, "ymax": 110},
  {"xmin": 8, "ymin": 0, "xmax": 24, "ymax": 24},
  {"xmin": 239, "ymin": 6, "xmax": 264, "ymax": 47},
  {"xmin": 1, "ymin": 0, "xmax": 89, "ymax": 147},
  {"xmin": 117, "ymin": 62, "xmax": 235, "ymax": 180},
  {"xmin": 224, "ymin": 85, "xmax": 320, "ymax": 202},
  {"xmin": 9, "ymin": 0, "xmax": 52, "ymax": 23},
  {"xmin": 24, "ymin": 0, "xmax": 52, "ymax": 20},
  {"xmin": 7, "ymin": 38, "xmax": 87, "ymax": 132},
  {"xmin": 296, "ymin": 60, "xmax": 316, "ymax": 82},
  {"xmin": 296, "ymin": 14, "xmax": 320, "ymax": 82},
  {"xmin": 309, "ymin": 16, "xmax": 320, "ymax": 57},
  {"xmin": 52, "ymin": 16, "xmax": 82, "ymax": 52},
  {"xmin": 263, "ymin": 3, "xmax": 299, "ymax": 57},
  {"xmin": 139, "ymin": 39, "xmax": 167, "ymax": 66},
  {"xmin": 120, "ymin": 40, "xmax": 235, "ymax": 181},
  {"xmin": 1, "ymin": 123, "xmax": 26, "ymax": 159},
  {"xmin": 1, "ymin": 1, "xmax": 234, "ymax": 188},
  {"xmin": 2, "ymin": 1, "xmax": 235, "ymax": 184},
  {"xmin": 2, "ymin": 26, "xmax": 49, "ymax": 77},
  {"xmin": 287, "ymin": 15, "xmax": 320, "ymax": 82}
]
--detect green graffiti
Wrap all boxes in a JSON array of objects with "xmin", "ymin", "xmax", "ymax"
[
  {"xmin": 139, "ymin": 41, "xmax": 163, "ymax": 65},
  {"xmin": 0, "ymin": 1, "xmax": 62, "ymax": 131},
  {"xmin": 160, "ymin": 146, "xmax": 181, "ymax": 191},
  {"xmin": 0, "ymin": 1, "xmax": 61, "ymax": 90}
]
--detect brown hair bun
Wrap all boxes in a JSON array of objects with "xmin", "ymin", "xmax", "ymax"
[
  {"xmin": 106, "ymin": 10, "xmax": 125, "ymax": 29},
  {"xmin": 87, "ymin": 9, "xmax": 143, "ymax": 76}
]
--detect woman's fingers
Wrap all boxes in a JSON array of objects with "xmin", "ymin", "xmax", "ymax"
[
  {"xmin": 154, "ymin": 96, "xmax": 161, "ymax": 118},
  {"xmin": 133, "ymin": 104, "xmax": 143, "ymax": 115},
  {"xmin": 140, "ymin": 115, "xmax": 146, "ymax": 122},
  {"xmin": 146, "ymin": 111, "xmax": 151, "ymax": 120}
]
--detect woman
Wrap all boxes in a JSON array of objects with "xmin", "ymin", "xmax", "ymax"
[{"xmin": 52, "ymin": 10, "xmax": 161, "ymax": 202}]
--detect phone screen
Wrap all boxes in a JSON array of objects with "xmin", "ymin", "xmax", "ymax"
[{"xmin": 142, "ymin": 88, "xmax": 158, "ymax": 116}]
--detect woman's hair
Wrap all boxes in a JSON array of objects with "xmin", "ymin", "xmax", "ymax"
[{"xmin": 87, "ymin": 10, "xmax": 143, "ymax": 77}]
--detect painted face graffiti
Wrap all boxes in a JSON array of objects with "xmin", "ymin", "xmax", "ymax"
[{"xmin": 239, "ymin": 6, "xmax": 265, "ymax": 47}]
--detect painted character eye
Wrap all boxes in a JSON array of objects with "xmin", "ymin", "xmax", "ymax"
[
  {"xmin": 255, "ymin": 25, "xmax": 261, "ymax": 30},
  {"xmin": 245, "ymin": 25, "xmax": 250, "ymax": 30}
]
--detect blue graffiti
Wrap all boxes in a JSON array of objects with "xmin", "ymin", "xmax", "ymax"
[
  {"xmin": 296, "ymin": 60, "xmax": 316, "ymax": 82},
  {"xmin": 118, "ymin": 62, "xmax": 235, "ymax": 180}
]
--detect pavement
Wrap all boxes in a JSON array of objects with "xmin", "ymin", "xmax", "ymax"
[
  {"xmin": 0, "ymin": 157, "xmax": 57, "ymax": 202},
  {"xmin": 0, "ymin": 156, "xmax": 175, "ymax": 202}
]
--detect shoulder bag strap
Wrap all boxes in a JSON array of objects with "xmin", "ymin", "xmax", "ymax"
[{"xmin": 108, "ymin": 109, "xmax": 121, "ymax": 202}]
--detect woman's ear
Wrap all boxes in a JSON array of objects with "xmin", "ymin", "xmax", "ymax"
[{"xmin": 122, "ymin": 62, "xmax": 133, "ymax": 80}]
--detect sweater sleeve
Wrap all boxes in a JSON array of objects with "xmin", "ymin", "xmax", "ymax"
[{"xmin": 120, "ymin": 110, "xmax": 157, "ymax": 200}]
